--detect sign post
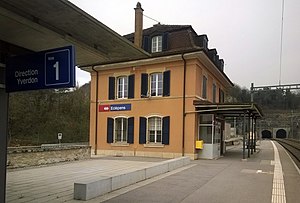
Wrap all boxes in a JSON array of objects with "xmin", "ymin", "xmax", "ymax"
[
  {"xmin": 57, "ymin": 132, "xmax": 63, "ymax": 145},
  {"xmin": 6, "ymin": 46, "xmax": 75, "ymax": 92}
]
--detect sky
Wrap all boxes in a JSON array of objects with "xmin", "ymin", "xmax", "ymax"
[{"xmin": 72, "ymin": 0, "xmax": 300, "ymax": 89}]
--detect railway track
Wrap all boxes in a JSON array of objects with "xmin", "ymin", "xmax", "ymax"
[{"xmin": 273, "ymin": 138, "xmax": 300, "ymax": 170}]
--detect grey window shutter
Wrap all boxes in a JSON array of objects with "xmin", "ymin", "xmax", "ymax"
[
  {"xmin": 107, "ymin": 117, "xmax": 114, "ymax": 143},
  {"xmin": 127, "ymin": 117, "xmax": 134, "ymax": 144},
  {"xmin": 108, "ymin": 77, "xmax": 115, "ymax": 100},
  {"xmin": 162, "ymin": 33, "xmax": 168, "ymax": 51},
  {"xmin": 139, "ymin": 117, "xmax": 147, "ymax": 144},
  {"xmin": 141, "ymin": 73, "xmax": 148, "ymax": 98},
  {"xmin": 143, "ymin": 36, "xmax": 151, "ymax": 53},
  {"xmin": 163, "ymin": 70, "xmax": 170, "ymax": 97},
  {"xmin": 162, "ymin": 116, "xmax": 170, "ymax": 145},
  {"xmin": 128, "ymin": 75, "xmax": 135, "ymax": 99}
]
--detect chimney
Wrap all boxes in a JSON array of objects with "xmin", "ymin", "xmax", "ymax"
[{"xmin": 134, "ymin": 2, "xmax": 143, "ymax": 48}]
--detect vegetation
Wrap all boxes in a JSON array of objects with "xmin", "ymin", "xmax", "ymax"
[
  {"xmin": 227, "ymin": 84, "xmax": 300, "ymax": 110},
  {"xmin": 8, "ymin": 83, "xmax": 90, "ymax": 146},
  {"xmin": 227, "ymin": 84, "xmax": 300, "ymax": 139}
]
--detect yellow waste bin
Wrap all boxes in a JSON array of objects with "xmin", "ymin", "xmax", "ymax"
[{"xmin": 196, "ymin": 140, "xmax": 204, "ymax": 149}]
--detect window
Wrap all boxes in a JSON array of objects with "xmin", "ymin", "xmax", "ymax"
[
  {"xmin": 150, "ymin": 73, "xmax": 163, "ymax": 96},
  {"xmin": 143, "ymin": 33, "xmax": 168, "ymax": 53},
  {"xmin": 202, "ymin": 76, "xmax": 207, "ymax": 99},
  {"xmin": 109, "ymin": 75, "xmax": 134, "ymax": 100},
  {"xmin": 139, "ymin": 116, "xmax": 170, "ymax": 145},
  {"xmin": 198, "ymin": 114, "xmax": 213, "ymax": 144},
  {"xmin": 141, "ymin": 71, "xmax": 170, "ymax": 98},
  {"xmin": 117, "ymin": 76, "xmax": 128, "ymax": 99},
  {"xmin": 219, "ymin": 89, "xmax": 224, "ymax": 103},
  {"xmin": 151, "ymin": 36, "xmax": 162, "ymax": 53},
  {"xmin": 213, "ymin": 84, "xmax": 216, "ymax": 103},
  {"xmin": 107, "ymin": 117, "xmax": 134, "ymax": 144},
  {"xmin": 148, "ymin": 117, "xmax": 162, "ymax": 143},
  {"xmin": 114, "ymin": 117, "xmax": 128, "ymax": 142}
]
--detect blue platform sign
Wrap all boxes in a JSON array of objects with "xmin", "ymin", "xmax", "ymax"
[{"xmin": 6, "ymin": 45, "xmax": 75, "ymax": 92}]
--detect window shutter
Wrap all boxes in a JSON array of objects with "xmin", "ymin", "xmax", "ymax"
[
  {"xmin": 163, "ymin": 70, "xmax": 170, "ymax": 97},
  {"xmin": 128, "ymin": 75, "xmax": 135, "ymax": 99},
  {"xmin": 139, "ymin": 117, "xmax": 147, "ymax": 144},
  {"xmin": 127, "ymin": 117, "xmax": 134, "ymax": 144},
  {"xmin": 107, "ymin": 117, "xmax": 114, "ymax": 143},
  {"xmin": 141, "ymin": 73, "xmax": 148, "ymax": 98},
  {"xmin": 108, "ymin": 77, "xmax": 115, "ymax": 100},
  {"xmin": 162, "ymin": 33, "xmax": 168, "ymax": 51},
  {"xmin": 142, "ymin": 36, "xmax": 151, "ymax": 53},
  {"xmin": 162, "ymin": 116, "xmax": 170, "ymax": 145}
]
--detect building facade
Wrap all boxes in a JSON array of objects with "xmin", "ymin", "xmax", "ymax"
[{"xmin": 85, "ymin": 3, "xmax": 233, "ymax": 159}]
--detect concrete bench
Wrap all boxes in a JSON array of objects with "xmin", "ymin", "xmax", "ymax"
[{"xmin": 74, "ymin": 156, "xmax": 190, "ymax": 200}]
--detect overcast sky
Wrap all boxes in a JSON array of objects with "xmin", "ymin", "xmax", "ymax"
[{"xmin": 71, "ymin": 0, "xmax": 300, "ymax": 89}]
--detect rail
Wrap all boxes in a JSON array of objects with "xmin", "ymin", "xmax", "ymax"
[{"xmin": 273, "ymin": 138, "xmax": 300, "ymax": 169}]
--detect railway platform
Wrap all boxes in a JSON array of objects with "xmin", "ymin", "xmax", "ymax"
[{"xmin": 6, "ymin": 140, "xmax": 300, "ymax": 203}]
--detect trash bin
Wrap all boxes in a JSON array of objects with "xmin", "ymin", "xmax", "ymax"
[{"xmin": 196, "ymin": 140, "xmax": 204, "ymax": 149}]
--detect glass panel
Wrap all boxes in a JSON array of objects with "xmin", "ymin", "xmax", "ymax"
[
  {"xmin": 152, "ymin": 37, "xmax": 157, "ymax": 52},
  {"xmin": 115, "ymin": 118, "xmax": 122, "ymax": 142},
  {"xmin": 199, "ymin": 126, "xmax": 212, "ymax": 144},
  {"xmin": 117, "ymin": 76, "xmax": 128, "ymax": 99},
  {"xmin": 123, "ymin": 77, "xmax": 128, "ymax": 98},
  {"xmin": 122, "ymin": 118, "xmax": 128, "ymax": 142},
  {"xmin": 156, "ymin": 130, "xmax": 162, "ymax": 142},
  {"xmin": 157, "ymin": 73, "xmax": 163, "ymax": 96},
  {"xmin": 157, "ymin": 36, "xmax": 162, "ymax": 52},
  {"xmin": 149, "ymin": 131, "xmax": 155, "ymax": 142},
  {"xmin": 213, "ymin": 122, "xmax": 221, "ymax": 144},
  {"xmin": 148, "ymin": 117, "xmax": 162, "ymax": 143},
  {"xmin": 115, "ymin": 118, "xmax": 127, "ymax": 142},
  {"xmin": 152, "ymin": 36, "xmax": 162, "ymax": 53},
  {"xmin": 200, "ymin": 114, "xmax": 213, "ymax": 124},
  {"xmin": 151, "ymin": 74, "xmax": 157, "ymax": 96},
  {"xmin": 150, "ymin": 73, "xmax": 163, "ymax": 96}
]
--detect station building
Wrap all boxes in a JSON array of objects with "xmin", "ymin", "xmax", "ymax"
[{"xmin": 83, "ymin": 3, "xmax": 235, "ymax": 160}]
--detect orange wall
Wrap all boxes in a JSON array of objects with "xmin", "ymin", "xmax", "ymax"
[{"xmin": 89, "ymin": 57, "xmax": 227, "ymax": 157}]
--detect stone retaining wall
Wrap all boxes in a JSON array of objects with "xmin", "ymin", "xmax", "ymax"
[{"xmin": 7, "ymin": 145, "xmax": 91, "ymax": 168}]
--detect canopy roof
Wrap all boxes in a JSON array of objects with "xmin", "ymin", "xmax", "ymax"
[
  {"xmin": 193, "ymin": 101, "xmax": 263, "ymax": 119},
  {"xmin": 0, "ymin": 0, "xmax": 149, "ymax": 67}
]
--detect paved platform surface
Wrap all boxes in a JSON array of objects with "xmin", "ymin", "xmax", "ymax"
[{"xmin": 6, "ymin": 140, "xmax": 300, "ymax": 203}]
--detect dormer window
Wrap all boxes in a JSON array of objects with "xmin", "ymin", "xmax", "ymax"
[{"xmin": 151, "ymin": 36, "xmax": 162, "ymax": 53}]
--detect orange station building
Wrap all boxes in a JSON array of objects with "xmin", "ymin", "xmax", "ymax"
[{"xmin": 83, "ymin": 3, "xmax": 234, "ymax": 159}]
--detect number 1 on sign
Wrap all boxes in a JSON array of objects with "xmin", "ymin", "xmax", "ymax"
[{"xmin": 53, "ymin": 61, "xmax": 59, "ymax": 81}]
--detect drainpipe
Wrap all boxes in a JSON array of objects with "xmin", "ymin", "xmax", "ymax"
[
  {"xmin": 181, "ymin": 53, "xmax": 186, "ymax": 156},
  {"xmin": 92, "ymin": 66, "xmax": 98, "ymax": 155}
]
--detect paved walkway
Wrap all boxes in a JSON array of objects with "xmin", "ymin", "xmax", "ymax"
[
  {"xmin": 99, "ymin": 140, "xmax": 299, "ymax": 203},
  {"xmin": 6, "ymin": 140, "xmax": 300, "ymax": 203},
  {"xmin": 6, "ymin": 157, "xmax": 165, "ymax": 203}
]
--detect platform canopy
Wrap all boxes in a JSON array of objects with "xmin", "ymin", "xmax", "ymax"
[
  {"xmin": 0, "ymin": 0, "xmax": 149, "ymax": 67},
  {"xmin": 193, "ymin": 101, "xmax": 263, "ymax": 118}
]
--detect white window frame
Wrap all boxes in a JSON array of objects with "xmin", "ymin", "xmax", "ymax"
[
  {"xmin": 117, "ymin": 76, "xmax": 128, "ymax": 99},
  {"xmin": 151, "ymin": 35, "xmax": 162, "ymax": 53},
  {"xmin": 147, "ymin": 116, "xmax": 162, "ymax": 144},
  {"xmin": 150, "ymin": 72, "xmax": 163, "ymax": 97},
  {"xmin": 114, "ymin": 117, "xmax": 128, "ymax": 143}
]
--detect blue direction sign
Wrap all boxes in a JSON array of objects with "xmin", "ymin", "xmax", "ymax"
[{"xmin": 6, "ymin": 46, "xmax": 75, "ymax": 92}]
